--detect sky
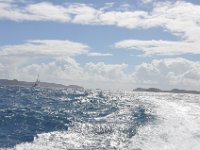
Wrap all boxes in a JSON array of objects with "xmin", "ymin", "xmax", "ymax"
[{"xmin": 0, "ymin": 0, "xmax": 200, "ymax": 90}]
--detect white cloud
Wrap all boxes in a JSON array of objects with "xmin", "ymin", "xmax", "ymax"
[
  {"xmin": 0, "ymin": 40, "xmax": 89, "ymax": 58},
  {"xmin": 0, "ymin": 1, "xmax": 30, "ymax": 21},
  {"xmin": 99, "ymin": 11, "xmax": 148, "ymax": 28},
  {"xmin": 0, "ymin": 1, "xmax": 70, "ymax": 22},
  {"xmin": 0, "ymin": 39, "xmax": 129, "ymax": 89},
  {"xmin": 83, "ymin": 62, "xmax": 132, "ymax": 89},
  {"xmin": 1, "ymin": 52, "xmax": 200, "ymax": 90},
  {"xmin": 0, "ymin": 39, "xmax": 90, "ymax": 73},
  {"xmin": 26, "ymin": 2, "xmax": 70, "ymax": 22},
  {"xmin": 85, "ymin": 62, "xmax": 128, "ymax": 81},
  {"xmin": 133, "ymin": 58, "xmax": 200, "ymax": 90},
  {"xmin": 87, "ymin": 52, "xmax": 112, "ymax": 57},
  {"xmin": 0, "ymin": 0, "xmax": 13, "ymax": 2},
  {"xmin": 0, "ymin": 57, "xmax": 131, "ymax": 89},
  {"xmin": 147, "ymin": 1, "xmax": 200, "ymax": 42},
  {"xmin": 113, "ymin": 1, "xmax": 200, "ymax": 56},
  {"xmin": 0, "ymin": 40, "xmax": 113, "ymax": 71},
  {"xmin": 1, "ymin": 1, "xmax": 200, "ymax": 90},
  {"xmin": 115, "ymin": 39, "xmax": 200, "ymax": 56},
  {"xmin": 18, "ymin": 57, "xmax": 84, "ymax": 83},
  {"xmin": 0, "ymin": 63, "xmax": 10, "ymax": 79},
  {"xmin": 140, "ymin": 0, "xmax": 153, "ymax": 4},
  {"xmin": 1, "ymin": 1, "xmax": 200, "ymax": 56},
  {"xmin": 1, "ymin": 1, "xmax": 199, "ymax": 40},
  {"xmin": 66, "ymin": 3, "xmax": 101, "ymax": 24}
]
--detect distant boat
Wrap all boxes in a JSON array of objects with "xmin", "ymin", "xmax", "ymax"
[{"xmin": 32, "ymin": 74, "xmax": 40, "ymax": 88}]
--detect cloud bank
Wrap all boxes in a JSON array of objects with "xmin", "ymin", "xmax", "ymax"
[{"xmin": 0, "ymin": 39, "xmax": 199, "ymax": 90}]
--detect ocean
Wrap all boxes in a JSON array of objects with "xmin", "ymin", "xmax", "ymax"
[{"xmin": 0, "ymin": 86, "xmax": 200, "ymax": 150}]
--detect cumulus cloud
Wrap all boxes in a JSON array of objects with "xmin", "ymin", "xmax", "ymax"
[
  {"xmin": 0, "ymin": 57, "xmax": 131, "ymax": 89},
  {"xmin": 85, "ymin": 62, "xmax": 128, "ymax": 81},
  {"xmin": 17, "ymin": 57, "xmax": 84, "ymax": 83},
  {"xmin": 0, "ymin": 39, "xmax": 127, "ymax": 89},
  {"xmin": 115, "ymin": 40, "xmax": 200, "ymax": 56},
  {"xmin": 0, "ymin": 52, "xmax": 200, "ymax": 90},
  {"xmin": 0, "ymin": 63, "xmax": 10, "ymax": 79},
  {"xmin": 133, "ymin": 58, "xmax": 200, "ymax": 90}
]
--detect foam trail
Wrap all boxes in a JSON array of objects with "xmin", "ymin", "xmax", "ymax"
[{"xmin": 1, "ymin": 88, "xmax": 200, "ymax": 150}]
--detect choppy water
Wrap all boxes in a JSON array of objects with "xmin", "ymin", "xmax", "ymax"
[{"xmin": 0, "ymin": 86, "xmax": 200, "ymax": 150}]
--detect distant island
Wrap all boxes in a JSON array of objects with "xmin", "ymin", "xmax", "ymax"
[
  {"xmin": 0, "ymin": 79, "xmax": 84, "ymax": 90},
  {"xmin": 134, "ymin": 88, "xmax": 200, "ymax": 95},
  {"xmin": 1, "ymin": 79, "xmax": 199, "ymax": 95}
]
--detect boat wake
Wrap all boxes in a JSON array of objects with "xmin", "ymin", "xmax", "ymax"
[{"xmin": 0, "ymin": 86, "xmax": 200, "ymax": 150}]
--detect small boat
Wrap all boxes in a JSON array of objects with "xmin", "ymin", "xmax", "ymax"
[{"xmin": 32, "ymin": 74, "xmax": 40, "ymax": 88}]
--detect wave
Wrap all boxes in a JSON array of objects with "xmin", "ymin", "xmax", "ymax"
[{"xmin": 0, "ymin": 86, "xmax": 200, "ymax": 150}]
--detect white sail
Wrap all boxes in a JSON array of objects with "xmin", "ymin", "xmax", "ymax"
[{"xmin": 32, "ymin": 74, "xmax": 40, "ymax": 87}]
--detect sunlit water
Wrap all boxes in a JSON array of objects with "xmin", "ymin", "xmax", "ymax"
[{"xmin": 0, "ymin": 86, "xmax": 200, "ymax": 150}]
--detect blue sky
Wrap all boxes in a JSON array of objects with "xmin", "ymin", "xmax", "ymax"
[{"xmin": 0, "ymin": 0, "xmax": 200, "ymax": 90}]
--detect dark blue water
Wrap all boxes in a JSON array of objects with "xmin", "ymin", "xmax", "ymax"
[{"xmin": 0, "ymin": 86, "xmax": 155, "ymax": 148}]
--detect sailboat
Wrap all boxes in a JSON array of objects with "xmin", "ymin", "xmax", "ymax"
[{"xmin": 32, "ymin": 74, "xmax": 40, "ymax": 88}]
